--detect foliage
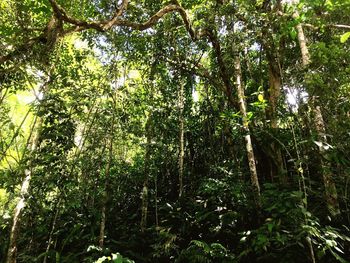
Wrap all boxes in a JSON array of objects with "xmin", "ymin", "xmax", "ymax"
[
  {"xmin": 177, "ymin": 240, "xmax": 236, "ymax": 263},
  {"xmin": 238, "ymin": 184, "xmax": 350, "ymax": 262},
  {"xmin": 1, "ymin": 0, "xmax": 350, "ymax": 262},
  {"xmin": 94, "ymin": 252, "xmax": 135, "ymax": 263}
]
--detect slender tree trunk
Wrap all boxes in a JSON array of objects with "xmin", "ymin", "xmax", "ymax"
[
  {"xmin": 260, "ymin": 1, "xmax": 282, "ymax": 131},
  {"xmin": 43, "ymin": 199, "xmax": 61, "ymax": 263},
  {"xmin": 313, "ymin": 101, "xmax": 340, "ymax": 215},
  {"xmin": 234, "ymin": 55, "xmax": 261, "ymax": 207},
  {"xmin": 99, "ymin": 122, "xmax": 114, "ymax": 248},
  {"xmin": 293, "ymin": 11, "xmax": 311, "ymax": 67},
  {"xmin": 178, "ymin": 81, "xmax": 185, "ymax": 198},
  {"xmin": 6, "ymin": 71, "xmax": 54, "ymax": 263},
  {"xmin": 0, "ymin": 87, "xmax": 9, "ymax": 106},
  {"xmin": 258, "ymin": 26, "xmax": 286, "ymax": 185},
  {"xmin": 267, "ymin": 62, "xmax": 286, "ymax": 184},
  {"xmin": 294, "ymin": 13, "xmax": 340, "ymax": 216},
  {"xmin": 267, "ymin": 64, "xmax": 281, "ymax": 130},
  {"xmin": 141, "ymin": 116, "xmax": 152, "ymax": 232},
  {"xmin": 154, "ymin": 174, "xmax": 159, "ymax": 229},
  {"xmin": 258, "ymin": 1, "xmax": 287, "ymax": 184},
  {"xmin": 7, "ymin": 117, "xmax": 42, "ymax": 263},
  {"xmin": 98, "ymin": 186, "xmax": 107, "ymax": 246}
]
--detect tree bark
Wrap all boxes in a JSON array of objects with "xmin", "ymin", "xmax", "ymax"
[
  {"xmin": 140, "ymin": 116, "xmax": 152, "ymax": 232},
  {"xmin": 312, "ymin": 101, "xmax": 340, "ymax": 216},
  {"xmin": 294, "ymin": 12, "xmax": 340, "ymax": 216},
  {"xmin": 6, "ymin": 117, "xmax": 42, "ymax": 263},
  {"xmin": 178, "ymin": 81, "xmax": 185, "ymax": 198},
  {"xmin": 99, "ymin": 119, "xmax": 115, "ymax": 248},
  {"xmin": 6, "ymin": 73, "xmax": 54, "ymax": 263},
  {"xmin": 293, "ymin": 11, "xmax": 311, "ymax": 67},
  {"xmin": 43, "ymin": 199, "xmax": 61, "ymax": 263},
  {"xmin": 267, "ymin": 61, "xmax": 286, "ymax": 184},
  {"xmin": 234, "ymin": 55, "xmax": 261, "ymax": 207},
  {"xmin": 261, "ymin": 10, "xmax": 286, "ymax": 184},
  {"xmin": 267, "ymin": 63, "xmax": 281, "ymax": 129}
]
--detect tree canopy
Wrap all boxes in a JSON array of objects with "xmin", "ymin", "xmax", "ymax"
[{"xmin": 1, "ymin": 0, "xmax": 350, "ymax": 262}]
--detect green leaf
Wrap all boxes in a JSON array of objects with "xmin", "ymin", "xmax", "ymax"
[
  {"xmin": 258, "ymin": 94, "xmax": 264, "ymax": 102},
  {"xmin": 330, "ymin": 250, "xmax": 348, "ymax": 263},
  {"xmin": 267, "ymin": 223, "xmax": 274, "ymax": 233},
  {"xmin": 340, "ymin": 32, "xmax": 350, "ymax": 43},
  {"xmin": 290, "ymin": 28, "xmax": 297, "ymax": 40}
]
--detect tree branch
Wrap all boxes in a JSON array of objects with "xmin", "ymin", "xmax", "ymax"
[
  {"xmin": 48, "ymin": 0, "xmax": 196, "ymax": 38},
  {"xmin": 303, "ymin": 23, "xmax": 350, "ymax": 30},
  {"xmin": 166, "ymin": 57, "xmax": 237, "ymax": 108},
  {"xmin": 205, "ymin": 29, "xmax": 238, "ymax": 110},
  {"xmin": 330, "ymin": 24, "xmax": 350, "ymax": 30},
  {"xmin": 103, "ymin": 0, "xmax": 129, "ymax": 30},
  {"xmin": 1, "ymin": 0, "xmax": 197, "ymax": 66},
  {"xmin": 115, "ymin": 5, "xmax": 189, "ymax": 31}
]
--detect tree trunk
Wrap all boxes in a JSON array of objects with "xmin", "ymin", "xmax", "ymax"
[
  {"xmin": 313, "ymin": 101, "xmax": 340, "ymax": 216},
  {"xmin": 7, "ymin": 117, "xmax": 42, "ymax": 263},
  {"xmin": 99, "ymin": 121, "xmax": 115, "ymax": 248},
  {"xmin": 154, "ymin": 175, "xmax": 159, "ymax": 229},
  {"xmin": 234, "ymin": 55, "xmax": 261, "ymax": 207},
  {"xmin": 43, "ymin": 199, "xmax": 61, "ymax": 263},
  {"xmin": 267, "ymin": 64, "xmax": 281, "ymax": 129},
  {"xmin": 140, "ymin": 116, "xmax": 152, "ymax": 232},
  {"xmin": 267, "ymin": 62, "xmax": 286, "ymax": 184},
  {"xmin": 6, "ymin": 71, "xmax": 53, "ymax": 263},
  {"xmin": 178, "ymin": 81, "xmax": 185, "ymax": 198},
  {"xmin": 258, "ymin": 1, "xmax": 287, "ymax": 184},
  {"xmin": 294, "ymin": 13, "xmax": 340, "ymax": 216},
  {"xmin": 293, "ymin": 11, "xmax": 311, "ymax": 67},
  {"xmin": 98, "ymin": 193, "xmax": 107, "ymax": 248}
]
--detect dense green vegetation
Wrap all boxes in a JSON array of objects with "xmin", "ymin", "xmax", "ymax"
[{"xmin": 1, "ymin": 0, "xmax": 350, "ymax": 262}]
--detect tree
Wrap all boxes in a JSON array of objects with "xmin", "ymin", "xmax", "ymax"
[{"xmin": 1, "ymin": 0, "xmax": 350, "ymax": 262}]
